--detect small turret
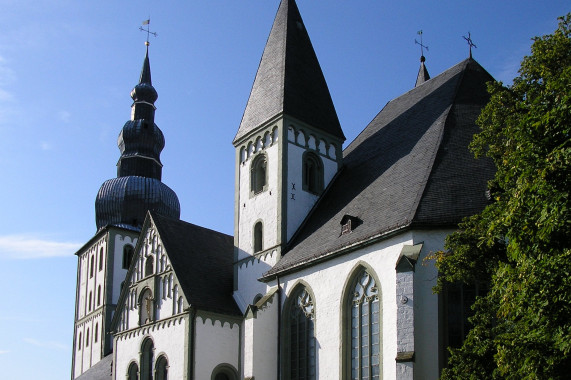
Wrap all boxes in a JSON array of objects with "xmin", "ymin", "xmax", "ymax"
[{"xmin": 415, "ymin": 55, "xmax": 430, "ymax": 87}]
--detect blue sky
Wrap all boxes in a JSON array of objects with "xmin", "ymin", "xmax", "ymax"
[{"xmin": 0, "ymin": 1, "xmax": 568, "ymax": 379}]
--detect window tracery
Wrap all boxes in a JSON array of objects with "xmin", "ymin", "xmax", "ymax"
[
  {"xmin": 348, "ymin": 269, "xmax": 381, "ymax": 380},
  {"xmin": 285, "ymin": 286, "xmax": 316, "ymax": 380}
]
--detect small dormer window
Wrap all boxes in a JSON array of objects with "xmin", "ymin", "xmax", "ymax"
[
  {"xmin": 251, "ymin": 154, "xmax": 268, "ymax": 194},
  {"xmin": 340, "ymin": 214, "xmax": 361, "ymax": 235}
]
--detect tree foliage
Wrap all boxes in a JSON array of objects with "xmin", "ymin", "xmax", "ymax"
[{"xmin": 436, "ymin": 14, "xmax": 571, "ymax": 379}]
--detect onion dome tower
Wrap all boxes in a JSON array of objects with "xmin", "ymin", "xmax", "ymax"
[{"xmin": 95, "ymin": 44, "xmax": 180, "ymax": 231}]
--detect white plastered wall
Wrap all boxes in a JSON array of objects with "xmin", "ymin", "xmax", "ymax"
[
  {"xmin": 115, "ymin": 316, "xmax": 188, "ymax": 380},
  {"xmin": 242, "ymin": 300, "xmax": 278, "ymax": 380},
  {"xmin": 194, "ymin": 315, "xmax": 240, "ymax": 379},
  {"xmin": 237, "ymin": 142, "xmax": 280, "ymax": 261},
  {"xmin": 111, "ymin": 232, "xmax": 138, "ymax": 303},
  {"xmin": 278, "ymin": 232, "xmax": 413, "ymax": 380},
  {"xmin": 234, "ymin": 249, "xmax": 279, "ymax": 313},
  {"xmin": 285, "ymin": 129, "xmax": 339, "ymax": 242},
  {"xmin": 272, "ymin": 229, "xmax": 449, "ymax": 380}
]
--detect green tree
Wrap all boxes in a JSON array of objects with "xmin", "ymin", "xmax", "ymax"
[{"xmin": 436, "ymin": 14, "xmax": 571, "ymax": 379}]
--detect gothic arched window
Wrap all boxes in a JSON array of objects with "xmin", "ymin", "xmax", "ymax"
[
  {"xmin": 253, "ymin": 222, "xmax": 263, "ymax": 253},
  {"xmin": 302, "ymin": 152, "xmax": 324, "ymax": 194},
  {"xmin": 127, "ymin": 362, "xmax": 139, "ymax": 380},
  {"xmin": 251, "ymin": 154, "xmax": 267, "ymax": 194},
  {"xmin": 345, "ymin": 268, "xmax": 381, "ymax": 380},
  {"xmin": 94, "ymin": 323, "xmax": 98, "ymax": 343},
  {"xmin": 97, "ymin": 285, "xmax": 101, "ymax": 306},
  {"xmin": 123, "ymin": 245, "xmax": 134, "ymax": 270},
  {"xmin": 140, "ymin": 338, "xmax": 154, "ymax": 380},
  {"xmin": 99, "ymin": 248, "xmax": 104, "ymax": 271},
  {"xmin": 90, "ymin": 255, "xmax": 95, "ymax": 278},
  {"xmin": 284, "ymin": 286, "xmax": 316, "ymax": 380},
  {"xmin": 155, "ymin": 355, "xmax": 169, "ymax": 380},
  {"xmin": 86, "ymin": 328, "xmax": 90, "ymax": 347},
  {"xmin": 78, "ymin": 332, "xmax": 82, "ymax": 350}
]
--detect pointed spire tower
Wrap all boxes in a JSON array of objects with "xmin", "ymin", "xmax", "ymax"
[
  {"xmin": 95, "ymin": 45, "xmax": 180, "ymax": 231},
  {"xmin": 415, "ymin": 55, "xmax": 430, "ymax": 87},
  {"xmin": 232, "ymin": 0, "xmax": 345, "ymax": 311},
  {"xmin": 233, "ymin": 0, "xmax": 344, "ymax": 143}
]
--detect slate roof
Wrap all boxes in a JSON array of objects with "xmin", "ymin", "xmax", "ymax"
[
  {"xmin": 233, "ymin": 0, "xmax": 344, "ymax": 144},
  {"xmin": 265, "ymin": 58, "xmax": 495, "ymax": 277},
  {"xmin": 150, "ymin": 212, "xmax": 241, "ymax": 316},
  {"xmin": 415, "ymin": 56, "xmax": 430, "ymax": 87},
  {"xmin": 75, "ymin": 354, "xmax": 112, "ymax": 380}
]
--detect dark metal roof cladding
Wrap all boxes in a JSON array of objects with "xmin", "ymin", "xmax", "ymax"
[{"xmin": 95, "ymin": 46, "xmax": 180, "ymax": 231}]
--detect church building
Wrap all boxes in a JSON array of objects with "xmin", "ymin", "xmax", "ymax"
[{"xmin": 71, "ymin": 0, "xmax": 495, "ymax": 379}]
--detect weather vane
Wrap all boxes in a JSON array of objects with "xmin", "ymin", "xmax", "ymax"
[
  {"xmin": 463, "ymin": 32, "xmax": 477, "ymax": 58},
  {"xmin": 415, "ymin": 30, "xmax": 429, "ymax": 59},
  {"xmin": 139, "ymin": 19, "xmax": 157, "ymax": 46}
]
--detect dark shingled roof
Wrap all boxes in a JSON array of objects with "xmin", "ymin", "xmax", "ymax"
[
  {"xmin": 265, "ymin": 58, "xmax": 495, "ymax": 277},
  {"xmin": 76, "ymin": 354, "xmax": 112, "ymax": 380},
  {"xmin": 151, "ymin": 212, "xmax": 241, "ymax": 316},
  {"xmin": 233, "ymin": 0, "xmax": 344, "ymax": 144}
]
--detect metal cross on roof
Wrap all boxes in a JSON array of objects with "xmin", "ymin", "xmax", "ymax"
[
  {"xmin": 139, "ymin": 19, "xmax": 158, "ymax": 46},
  {"xmin": 463, "ymin": 32, "xmax": 477, "ymax": 58},
  {"xmin": 415, "ymin": 30, "xmax": 429, "ymax": 58}
]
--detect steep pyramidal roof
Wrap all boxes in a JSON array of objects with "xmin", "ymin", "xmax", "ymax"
[
  {"xmin": 233, "ymin": 0, "xmax": 344, "ymax": 143},
  {"xmin": 266, "ymin": 58, "xmax": 495, "ymax": 277},
  {"xmin": 415, "ymin": 55, "xmax": 430, "ymax": 87}
]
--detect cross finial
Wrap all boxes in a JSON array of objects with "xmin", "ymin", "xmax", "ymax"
[
  {"xmin": 139, "ymin": 19, "xmax": 157, "ymax": 46},
  {"xmin": 415, "ymin": 30, "xmax": 429, "ymax": 60},
  {"xmin": 462, "ymin": 32, "xmax": 477, "ymax": 58}
]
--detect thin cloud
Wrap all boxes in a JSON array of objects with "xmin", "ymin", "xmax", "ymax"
[
  {"xmin": 0, "ymin": 350, "xmax": 9, "ymax": 355},
  {"xmin": 0, "ymin": 235, "xmax": 81, "ymax": 259},
  {"xmin": 40, "ymin": 141, "xmax": 53, "ymax": 151},
  {"xmin": 58, "ymin": 110, "xmax": 71, "ymax": 123},
  {"xmin": 23, "ymin": 338, "xmax": 68, "ymax": 351}
]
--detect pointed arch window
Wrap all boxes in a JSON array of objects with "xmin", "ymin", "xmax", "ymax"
[
  {"xmin": 99, "ymin": 248, "xmax": 104, "ymax": 271},
  {"xmin": 86, "ymin": 328, "xmax": 90, "ymax": 347},
  {"xmin": 345, "ymin": 268, "xmax": 381, "ymax": 380},
  {"xmin": 94, "ymin": 323, "xmax": 98, "ymax": 343},
  {"xmin": 251, "ymin": 154, "xmax": 268, "ymax": 194},
  {"xmin": 284, "ymin": 286, "xmax": 316, "ymax": 380},
  {"xmin": 127, "ymin": 362, "xmax": 139, "ymax": 380},
  {"xmin": 302, "ymin": 152, "xmax": 324, "ymax": 194},
  {"xmin": 88, "ymin": 291, "xmax": 92, "ymax": 311},
  {"xmin": 140, "ymin": 338, "xmax": 154, "ymax": 380},
  {"xmin": 253, "ymin": 222, "xmax": 263, "ymax": 253},
  {"xmin": 78, "ymin": 332, "xmax": 82, "ymax": 351},
  {"xmin": 155, "ymin": 355, "xmax": 169, "ymax": 380},
  {"xmin": 97, "ymin": 285, "xmax": 101, "ymax": 306},
  {"xmin": 123, "ymin": 244, "xmax": 134, "ymax": 269}
]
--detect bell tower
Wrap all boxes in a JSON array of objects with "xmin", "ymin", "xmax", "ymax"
[
  {"xmin": 71, "ymin": 43, "xmax": 180, "ymax": 378},
  {"xmin": 232, "ymin": 0, "xmax": 345, "ymax": 310}
]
